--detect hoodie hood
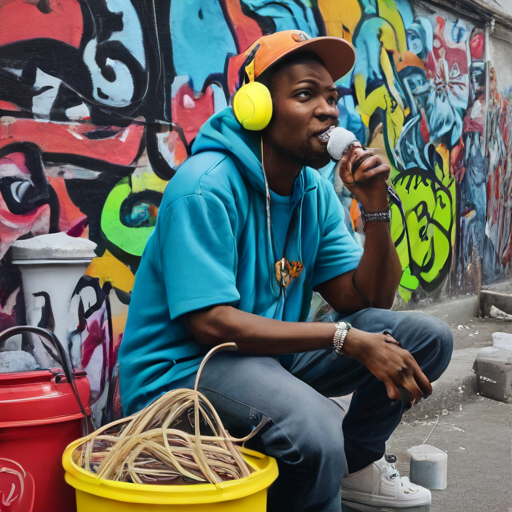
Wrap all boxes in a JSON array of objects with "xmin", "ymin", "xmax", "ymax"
[
  {"xmin": 191, "ymin": 107, "xmax": 267, "ymax": 195},
  {"xmin": 192, "ymin": 107, "xmax": 309, "ymax": 205}
]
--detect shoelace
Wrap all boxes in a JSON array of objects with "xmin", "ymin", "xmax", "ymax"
[
  {"xmin": 383, "ymin": 455, "xmax": 419, "ymax": 494},
  {"xmin": 383, "ymin": 464, "xmax": 400, "ymax": 481}
]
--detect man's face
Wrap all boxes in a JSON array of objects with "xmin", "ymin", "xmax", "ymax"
[{"xmin": 264, "ymin": 59, "xmax": 339, "ymax": 169}]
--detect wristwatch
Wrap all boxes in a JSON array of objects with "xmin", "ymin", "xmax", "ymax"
[{"xmin": 333, "ymin": 321, "xmax": 351, "ymax": 354}]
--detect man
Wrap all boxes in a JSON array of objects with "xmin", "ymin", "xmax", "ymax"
[{"xmin": 119, "ymin": 31, "xmax": 452, "ymax": 511}]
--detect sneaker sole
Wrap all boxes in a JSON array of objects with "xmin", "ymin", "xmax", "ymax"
[
  {"xmin": 342, "ymin": 500, "xmax": 431, "ymax": 512},
  {"xmin": 341, "ymin": 488, "xmax": 431, "ymax": 508}
]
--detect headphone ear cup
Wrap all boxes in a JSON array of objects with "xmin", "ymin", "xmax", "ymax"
[{"xmin": 233, "ymin": 81, "xmax": 273, "ymax": 131}]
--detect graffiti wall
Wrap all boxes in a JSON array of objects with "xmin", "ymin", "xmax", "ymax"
[{"xmin": 1, "ymin": 0, "xmax": 512, "ymax": 423}]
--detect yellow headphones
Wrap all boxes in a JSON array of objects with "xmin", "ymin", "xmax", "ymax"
[{"xmin": 233, "ymin": 44, "xmax": 273, "ymax": 131}]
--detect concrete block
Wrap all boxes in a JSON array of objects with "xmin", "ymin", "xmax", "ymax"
[
  {"xmin": 473, "ymin": 347, "xmax": 512, "ymax": 403},
  {"xmin": 409, "ymin": 444, "xmax": 448, "ymax": 490},
  {"xmin": 479, "ymin": 290, "xmax": 512, "ymax": 317},
  {"xmin": 492, "ymin": 332, "xmax": 512, "ymax": 352}
]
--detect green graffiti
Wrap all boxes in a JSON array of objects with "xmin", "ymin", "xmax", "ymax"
[
  {"xmin": 392, "ymin": 150, "xmax": 456, "ymax": 298},
  {"xmin": 101, "ymin": 177, "xmax": 160, "ymax": 257}
]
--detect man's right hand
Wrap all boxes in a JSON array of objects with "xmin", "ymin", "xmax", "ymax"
[
  {"xmin": 342, "ymin": 328, "xmax": 432, "ymax": 405},
  {"xmin": 337, "ymin": 143, "xmax": 390, "ymax": 212}
]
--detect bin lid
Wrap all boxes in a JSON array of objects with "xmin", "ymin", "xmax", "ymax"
[
  {"xmin": 9, "ymin": 232, "xmax": 97, "ymax": 262},
  {"xmin": 0, "ymin": 370, "xmax": 90, "ymax": 428}
]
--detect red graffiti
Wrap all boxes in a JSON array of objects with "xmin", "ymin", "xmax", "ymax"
[
  {"xmin": 0, "ymin": 0, "xmax": 83, "ymax": 49},
  {"xmin": 0, "ymin": 120, "xmax": 144, "ymax": 166},
  {"xmin": 171, "ymin": 84, "xmax": 215, "ymax": 145}
]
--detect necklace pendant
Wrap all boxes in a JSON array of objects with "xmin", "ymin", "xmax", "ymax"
[{"xmin": 275, "ymin": 258, "xmax": 303, "ymax": 288}]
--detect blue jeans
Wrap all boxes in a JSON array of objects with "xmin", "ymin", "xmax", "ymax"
[{"xmin": 196, "ymin": 309, "xmax": 453, "ymax": 512}]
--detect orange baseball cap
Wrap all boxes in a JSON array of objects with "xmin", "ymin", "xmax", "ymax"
[{"xmin": 239, "ymin": 30, "xmax": 355, "ymax": 83}]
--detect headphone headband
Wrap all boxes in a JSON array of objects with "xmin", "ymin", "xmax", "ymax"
[{"xmin": 237, "ymin": 43, "xmax": 261, "ymax": 90}]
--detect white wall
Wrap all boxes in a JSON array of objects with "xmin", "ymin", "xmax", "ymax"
[
  {"xmin": 491, "ymin": 35, "xmax": 512, "ymax": 91},
  {"xmin": 479, "ymin": 0, "xmax": 512, "ymax": 18}
]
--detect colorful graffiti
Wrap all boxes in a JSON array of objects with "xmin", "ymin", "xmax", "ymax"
[
  {"xmin": 2, "ymin": 0, "xmax": 512, "ymax": 424},
  {"xmin": 0, "ymin": 0, "xmax": 178, "ymax": 424},
  {"xmin": 484, "ymin": 70, "xmax": 512, "ymax": 282},
  {"xmin": 316, "ymin": 4, "xmax": 510, "ymax": 301},
  {"xmin": 361, "ymin": 12, "xmax": 472, "ymax": 300}
]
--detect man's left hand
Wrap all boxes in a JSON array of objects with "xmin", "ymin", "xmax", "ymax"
[{"xmin": 337, "ymin": 143, "xmax": 390, "ymax": 212}]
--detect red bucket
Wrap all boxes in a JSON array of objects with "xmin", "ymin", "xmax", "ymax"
[{"xmin": 0, "ymin": 327, "xmax": 90, "ymax": 512}]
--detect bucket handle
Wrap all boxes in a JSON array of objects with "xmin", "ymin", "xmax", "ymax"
[{"xmin": 0, "ymin": 326, "xmax": 89, "ymax": 435}]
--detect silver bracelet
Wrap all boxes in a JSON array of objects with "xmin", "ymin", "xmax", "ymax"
[
  {"xmin": 359, "ymin": 207, "xmax": 390, "ymax": 226},
  {"xmin": 333, "ymin": 321, "xmax": 351, "ymax": 354}
]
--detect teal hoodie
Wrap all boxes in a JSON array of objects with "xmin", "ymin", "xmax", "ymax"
[{"xmin": 118, "ymin": 107, "xmax": 363, "ymax": 415}]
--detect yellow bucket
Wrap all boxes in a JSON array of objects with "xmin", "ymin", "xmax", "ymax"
[{"xmin": 63, "ymin": 439, "xmax": 279, "ymax": 512}]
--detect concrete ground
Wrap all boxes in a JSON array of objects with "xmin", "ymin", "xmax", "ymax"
[
  {"xmin": 385, "ymin": 397, "xmax": 512, "ymax": 512},
  {"xmin": 341, "ymin": 292, "xmax": 512, "ymax": 512}
]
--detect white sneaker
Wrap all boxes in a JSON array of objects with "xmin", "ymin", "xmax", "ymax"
[{"xmin": 342, "ymin": 455, "xmax": 431, "ymax": 508}]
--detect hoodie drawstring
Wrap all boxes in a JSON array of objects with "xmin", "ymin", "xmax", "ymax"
[{"xmin": 261, "ymin": 139, "xmax": 305, "ymax": 317}]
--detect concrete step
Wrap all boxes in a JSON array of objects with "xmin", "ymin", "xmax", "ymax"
[
  {"xmin": 401, "ymin": 294, "xmax": 508, "ymax": 418},
  {"xmin": 402, "ymin": 292, "xmax": 512, "ymax": 418},
  {"xmin": 395, "ymin": 296, "xmax": 479, "ymax": 328},
  {"xmin": 332, "ymin": 347, "xmax": 480, "ymax": 421},
  {"xmin": 403, "ymin": 348, "xmax": 477, "ymax": 421},
  {"xmin": 339, "ymin": 290, "xmax": 512, "ymax": 419}
]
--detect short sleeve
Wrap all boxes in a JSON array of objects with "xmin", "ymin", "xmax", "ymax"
[
  {"xmin": 158, "ymin": 193, "xmax": 240, "ymax": 319},
  {"xmin": 312, "ymin": 186, "xmax": 364, "ymax": 288}
]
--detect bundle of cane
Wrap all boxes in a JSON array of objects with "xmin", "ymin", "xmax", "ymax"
[{"xmin": 73, "ymin": 343, "xmax": 268, "ymax": 485}]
